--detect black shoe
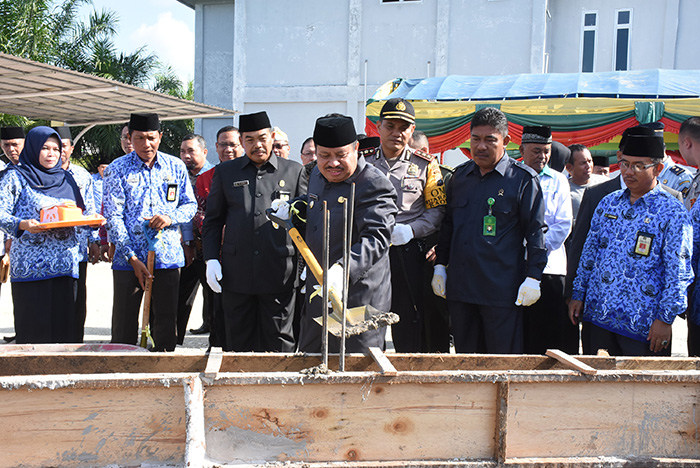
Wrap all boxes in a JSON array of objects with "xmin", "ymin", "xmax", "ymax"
[
  {"xmin": 189, "ymin": 324, "xmax": 210, "ymax": 335},
  {"xmin": 4, "ymin": 334, "xmax": 15, "ymax": 343}
]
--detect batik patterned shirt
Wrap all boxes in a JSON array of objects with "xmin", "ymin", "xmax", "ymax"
[
  {"xmin": 0, "ymin": 169, "xmax": 81, "ymax": 281},
  {"xmin": 573, "ymin": 185, "xmax": 693, "ymax": 341},
  {"xmin": 67, "ymin": 164, "xmax": 98, "ymax": 262},
  {"xmin": 103, "ymin": 151, "xmax": 196, "ymax": 271}
]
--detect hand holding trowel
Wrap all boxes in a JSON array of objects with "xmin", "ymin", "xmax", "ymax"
[{"xmin": 266, "ymin": 204, "xmax": 398, "ymax": 337}]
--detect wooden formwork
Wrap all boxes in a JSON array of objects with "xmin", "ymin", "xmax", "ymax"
[{"xmin": 1, "ymin": 346, "xmax": 699, "ymax": 467}]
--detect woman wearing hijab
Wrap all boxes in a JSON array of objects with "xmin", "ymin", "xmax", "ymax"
[{"xmin": 0, "ymin": 126, "xmax": 86, "ymax": 344}]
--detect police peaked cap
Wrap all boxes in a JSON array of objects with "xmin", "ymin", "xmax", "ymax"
[
  {"xmin": 380, "ymin": 98, "xmax": 415, "ymax": 124},
  {"xmin": 521, "ymin": 125, "xmax": 552, "ymax": 144},
  {"xmin": 129, "ymin": 113, "xmax": 160, "ymax": 132},
  {"xmin": 54, "ymin": 126, "xmax": 72, "ymax": 143},
  {"xmin": 313, "ymin": 115, "xmax": 357, "ymax": 148},
  {"xmin": 1, "ymin": 126, "xmax": 25, "ymax": 140},
  {"xmin": 239, "ymin": 111, "xmax": 271, "ymax": 133},
  {"xmin": 622, "ymin": 135, "xmax": 665, "ymax": 159}
]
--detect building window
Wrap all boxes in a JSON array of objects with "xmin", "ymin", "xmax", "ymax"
[
  {"xmin": 614, "ymin": 9, "xmax": 632, "ymax": 71},
  {"xmin": 580, "ymin": 11, "xmax": 597, "ymax": 73},
  {"xmin": 381, "ymin": 0, "xmax": 421, "ymax": 3}
]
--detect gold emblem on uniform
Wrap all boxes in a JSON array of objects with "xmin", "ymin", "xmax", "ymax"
[
  {"xmin": 407, "ymin": 163, "xmax": 419, "ymax": 176},
  {"xmin": 279, "ymin": 180, "xmax": 285, "ymax": 187},
  {"xmin": 396, "ymin": 101, "xmax": 406, "ymax": 111},
  {"xmin": 338, "ymin": 196, "xmax": 346, "ymax": 203},
  {"xmin": 644, "ymin": 217, "xmax": 651, "ymax": 223},
  {"xmin": 310, "ymin": 201, "xmax": 315, "ymax": 209},
  {"xmin": 498, "ymin": 189, "xmax": 505, "ymax": 197}
]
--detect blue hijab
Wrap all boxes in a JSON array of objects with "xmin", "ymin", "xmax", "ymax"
[{"xmin": 13, "ymin": 126, "xmax": 84, "ymax": 209}]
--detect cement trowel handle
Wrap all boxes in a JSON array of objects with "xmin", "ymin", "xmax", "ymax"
[{"xmin": 288, "ymin": 227, "xmax": 344, "ymax": 312}]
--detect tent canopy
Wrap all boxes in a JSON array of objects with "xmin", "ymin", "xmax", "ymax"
[
  {"xmin": 0, "ymin": 52, "xmax": 236, "ymax": 127},
  {"xmin": 365, "ymin": 69, "xmax": 700, "ymax": 154}
]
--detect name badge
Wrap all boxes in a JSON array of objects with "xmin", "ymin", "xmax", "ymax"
[
  {"xmin": 233, "ymin": 180, "xmax": 249, "ymax": 187},
  {"xmin": 604, "ymin": 213, "xmax": 618, "ymax": 220},
  {"xmin": 275, "ymin": 190, "xmax": 291, "ymax": 201},
  {"xmin": 167, "ymin": 184, "xmax": 178, "ymax": 202},
  {"xmin": 634, "ymin": 231, "xmax": 654, "ymax": 256},
  {"xmin": 309, "ymin": 193, "xmax": 318, "ymax": 201}
]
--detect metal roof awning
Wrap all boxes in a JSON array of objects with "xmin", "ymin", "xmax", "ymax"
[{"xmin": 0, "ymin": 52, "xmax": 236, "ymax": 126}]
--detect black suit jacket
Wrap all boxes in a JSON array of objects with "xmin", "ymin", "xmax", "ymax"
[{"xmin": 202, "ymin": 154, "xmax": 306, "ymax": 294}]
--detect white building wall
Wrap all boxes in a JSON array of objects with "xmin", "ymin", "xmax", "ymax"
[{"xmin": 184, "ymin": 0, "xmax": 700, "ymax": 164}]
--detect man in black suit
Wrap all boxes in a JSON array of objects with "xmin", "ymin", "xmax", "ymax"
[{"xmin": 202, "ymin": 111, "xmax": 306, "ymax": 352}]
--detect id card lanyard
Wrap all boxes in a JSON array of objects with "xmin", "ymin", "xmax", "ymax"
[{"xmin": 483, "ymin": 197, "xmax": 496, "ymax": 236}]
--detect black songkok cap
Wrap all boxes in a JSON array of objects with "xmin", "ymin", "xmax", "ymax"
[
  {"xmin": 521, "ymin": 125, "xmax": 552, "ymax": 144},
  {"xmin": 54, "ymin": 126, "xmax": 72, "ymax": 143},
  {"xmin": 380, "ymin": 98, "xmax": 415, "ymax": 124},
  {"xmin": 592, "ymin": 156, "xmax": 610, "ymax": 167},
  {"xmin": 129, "ymin": 113, "xmax": 160, "ymax": 132},
  {"xmin": 1, "ymin": 126, "xmax": 25, "ymax": 140},
  {"xmin": 313, "ymin": 115, "xmax": 357, "ymax": 148},
  {"xmin": 358, "ymin": 136, "xmax": 380, "ymax": 151},
  {"xmin": 622, "ymin": 135, "xmax": 665, "ymax": 159},
  {"xmin": 548, "ymin": 141, "xmax": 569, "ymax": 172},
  {"xmin": 239, "ymin": 111, "xmax": 271, "ymax": 133},
  {"xmin": 619, "ymin": 126, "xmax": 656, "ymax": 150}
]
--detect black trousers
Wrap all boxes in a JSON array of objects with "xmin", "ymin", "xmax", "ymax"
[
  {"xmin": 523, "ymin": 274, "xmax": 579, "ymax": 355},
  {"xmin": 12, "ymin": 276, "xmax": 78, "ymax": 344},
  {"xmin": 449, "ymin": 300, "xmax": 524, "ymax": 354},
  {"xmin": 582, "ymin": 322, "xmax": 672, "ymax": 357},
  {"xmin": 111, "ymin": 268, "xmax": 180, "ymax": 352},
  {"xmin": 220, "ymin": 289, "xmax": 295, "ymax": 352},
  {"xmin": 421, "ymin": 257, "xmax": 450, "ymax": 353},
  {"xmin": 75, "ymin": 261, "xmax": 88, "ymax": 341},
  {"xmin": 389, "ymin": 239, "xmax": 425, "ymax": 352},
  {"xmin": 688, "ymin": 319, "xmax": 700, "ymax": 357},
  {"xmin": 175, "ymin": 258, "xmax": 214, "ymax": 345}
]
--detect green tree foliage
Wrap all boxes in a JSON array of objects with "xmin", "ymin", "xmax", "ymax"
[{"xmin": 0, "ymin": 0, "xmax": 194, "ymax": 171}]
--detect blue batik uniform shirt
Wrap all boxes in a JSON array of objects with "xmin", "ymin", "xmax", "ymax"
[
  {"xmin": 689, "ymin": 200, "xmax": 700, "ymax": 326},
  {"xmin": 68, "ymin": 164, "xmax": 99, "ymax": 262},
  {"xmin": 573, "ymin": 184, "xmax": 693, "ymax": 342},
  {"xmin": 0, "ymin": 169, "xmax": 81, "ymax": 281},
  {"xmin": 103, "ymin": 151, "xmax": 196, "ymax": 271}
]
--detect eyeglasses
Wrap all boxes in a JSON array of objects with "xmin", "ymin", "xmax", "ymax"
[
  {"xmin": 217, "ymin": 142, "xmax": 241, "ymax": 148},
  {"xmin": 273, "ymin": 143, "xmax": 289, "ymax": 150},
  {"xmin": 619, "ymin": 160, "xmax": 656, "ymax": 173},
  {"xmin": 301, "ymin": 151, "xmax": 315, "ymax": 157}
]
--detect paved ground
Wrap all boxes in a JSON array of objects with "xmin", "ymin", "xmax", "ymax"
[{"xmin": 0, "ymin": 261, "xmax": 690, "ymax": 356}]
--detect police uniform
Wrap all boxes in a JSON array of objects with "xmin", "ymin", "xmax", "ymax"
[
  {"xmin": 202, "ymin": 112, "xmax": 306, "ymax": 352},
  {"xmin": 658, "ymin": 156, "xmax": 693, "ymax": 197},
  {"xmin": 366, "ymin": 98, "xmax": 445, "ymax": 352},
  {"xmin": 435, "ymin": 152, "xmax": 547, "ymax": 354}
]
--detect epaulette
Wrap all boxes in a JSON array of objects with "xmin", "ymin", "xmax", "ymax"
[
  {"xmin": 669, "ymin": 164, "xmax": 688, "ymax": 176},
  {"xmin": 412, "ymin": 148, "xmax": 434, "ymax": 162},
  {"xmin": 439, "ymin": 164, "xmax": 454, "ymax": 174},
  {"xmin": 360, "ymin": 146, "xmax": 379, "ymax": 158},
  {"xmin": 514, "ymin": 159, "xmax": 539, "ymax": 177}
]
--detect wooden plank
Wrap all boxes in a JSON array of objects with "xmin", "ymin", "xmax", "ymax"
[
  {"xmin": 368, "ymin": 347, "xmax": 398, "ymax": 376},
  {"xmin": 495, "ymin": 381, "xmax": 509, "ymax": 463},
  {"xmin": 204, "ymin": 347, "xmax": 224, "ymax": 379},
  {"xmin": 506, "ymin": 381, "xmax": 700, "ymax": 458},
  {"xmin": 1, "ymin": 384, "xmax": 186, "ymax": 467},
  {"xmin": 546, "ymin": 349, "xmax": 597, "ymax": 375},
  {"xmin": 204, "ymin": 381, "xmax": 497, "ymax": 463}
]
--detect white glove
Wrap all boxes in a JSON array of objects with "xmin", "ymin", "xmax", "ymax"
[
  {"xmin": 299, "ymin": 266, "xmax": 307, "ymax": 293},
  {"xmin": 270, "ymin": 198, "xmax": 290, "ymax": 222},
  {"xmin": 391, "ymin": 223, "xmax": 414, "ymax": 246},
  {"xmin": 515, "ymin": 277, "xmax": 541, "ymax": 307},
  {"xmin": 206, "ymin": 259, "xmax": 223, "ymax": 294},
  {"xmin": 431, "ymin": 264, "xmax": 447, "ymax": 298},
  {"xmin": 327, "ymin": 263, "xmax": 344, "ymax": 298}
]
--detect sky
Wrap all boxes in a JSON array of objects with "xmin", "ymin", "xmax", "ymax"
[{"xmin": 79, "ymin": 0, "xmax": 195, "ymax": 85}]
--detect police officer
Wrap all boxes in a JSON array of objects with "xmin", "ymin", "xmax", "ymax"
[
  {"xmin": 365, "ymin": 98, "xmax": 445, "ymax": 352},
  {"xmin": 432, "ymin": 107, "xmax": 547, "ymax": 354},
  {"xmin": 287, "ymin": 115, "xmax": 397, "ymax": 352},
  {"xmin": 647, "ymin": 121, "xmax": 694, "ymax": 197},
  {"xmin": 203, "ymin": 111, "xmax": 306, "ymax": 352}
]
